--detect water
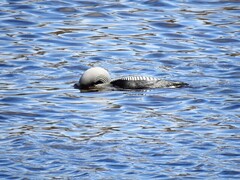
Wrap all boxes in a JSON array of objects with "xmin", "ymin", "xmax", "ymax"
[{"xmin": 0, "ymin": 0, "xmax": 240, "ymax": 179}]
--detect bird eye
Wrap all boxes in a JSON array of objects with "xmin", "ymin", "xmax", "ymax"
[{"xmin": 95, "ymin": 80, "xmax": 104, "ymax": 85}]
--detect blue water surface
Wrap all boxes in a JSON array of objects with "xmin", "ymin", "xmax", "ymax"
[{"xmin": 0, "ymin": 0, "xmax": 240, "ymax": 179}]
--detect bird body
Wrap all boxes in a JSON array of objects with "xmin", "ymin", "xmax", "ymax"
[{"xmin": 74, "ymin": 67, "xmax": 188, "ymax": 91}]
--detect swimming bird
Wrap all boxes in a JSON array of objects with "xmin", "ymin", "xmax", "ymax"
[{"xmin": 74, "ymin": 67, "xmax": 188, "ymax": 91}]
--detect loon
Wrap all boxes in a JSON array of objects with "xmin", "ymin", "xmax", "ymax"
[{"xmin": 74, "ymin": 67, "xmax": 188, "ymax": 91}]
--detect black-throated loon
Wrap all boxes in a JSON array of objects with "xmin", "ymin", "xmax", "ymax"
[{"xmin": 74, "ymin": 67, "xmax": 188, "ymax": 91}]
